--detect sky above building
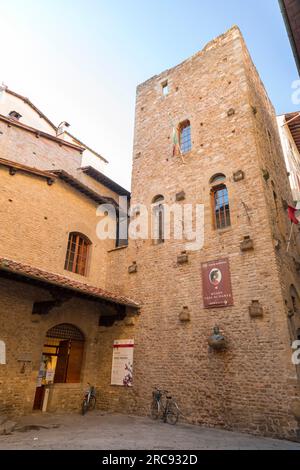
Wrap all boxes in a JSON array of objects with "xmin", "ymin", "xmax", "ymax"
[{"xmin": 0, "ymin": 0, "xmax": 297, "ymax": 190}]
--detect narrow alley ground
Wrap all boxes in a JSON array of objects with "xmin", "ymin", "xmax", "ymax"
[{"xmin": 0, "ymin": 412, "xmax": 300, "ymax": 450}]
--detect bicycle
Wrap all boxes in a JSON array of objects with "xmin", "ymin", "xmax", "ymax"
[
  {"xmin": 150, "ymin": 387, "xmax": 180, "ymax": 425},
  {"xmin": 81, "ymin": 383, "xmax": 96, "ymax": 415}
]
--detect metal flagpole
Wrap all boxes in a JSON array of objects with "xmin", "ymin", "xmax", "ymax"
[{"xmin": 286, "ymin": 223, "xmax": 294, "ymax": 253}]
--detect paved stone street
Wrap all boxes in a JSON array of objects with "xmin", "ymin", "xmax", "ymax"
[{"xmin": 0, "ymin": 412, "xmax": 300, "ymax": 450}]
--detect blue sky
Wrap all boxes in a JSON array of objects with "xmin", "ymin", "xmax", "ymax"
[{"xmin": 0, "ymin": 0, "xmax": 298, "ymax": 189}]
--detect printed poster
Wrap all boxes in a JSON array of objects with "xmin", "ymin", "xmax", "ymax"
[
  {"xmin": 201, "ymin": 258, "xmax": 233, "ymax": 308},
  {"xmin": 111, "ymin": 339, "xmax": 134, "ymax": 386}
]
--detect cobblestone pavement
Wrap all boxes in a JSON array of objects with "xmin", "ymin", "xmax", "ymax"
[{"xmin": 0, "ymin": 412, "xmax": 300, "ymax": 450}]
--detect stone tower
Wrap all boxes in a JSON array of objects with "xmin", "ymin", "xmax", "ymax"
[{"xmin": 107, "ymin": 26, "xmax": 300, "ymax": 439}]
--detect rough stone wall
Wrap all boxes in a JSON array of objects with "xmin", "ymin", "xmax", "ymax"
[
  {"xmin": 106, "ymin": 26, "xmax": 300, "ymax": 439},
  {"xmin": 0, "ymin": 120, "xmax": 82, "ymax": 175},
  {"xmin": 0, "ymin": 119, "xmax": 121, "ymax": 203},
  {"xmin": 0, "ymin": 166, "xmax": 115, "ymax": 288},
  {"xmin": 240, "ymin": 36, "xmax": 300, "ymax": 400},
  {"xmin": 0, "ymin": 277, "xmax": 134, "ymax": 416},
  {"xmin": 0, "ymin": 105, "xmax": 135, "ymax": 419}
]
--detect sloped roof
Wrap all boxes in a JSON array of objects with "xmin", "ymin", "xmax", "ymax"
[
  {"xmin": 0, "ymin": 114, "xmax": 85, "ymax": 152},
  {"xmin": 5, "ymin": 88, "xmax": 57, "ymax": 131},
  {"xmin": 5, "ymin": 88, "xmax": 108, "ymax": 163},
  {"xmin": 0, "ymin": 257, "xmax": 139, "ymax": 309},
  {"xmin": 81, "ymin": 166, "xmax": 130, "ymax": 197},
  {"xmin": 0, "ymin": 156, "xmax": 57, "ymax": 182},
  {"xmin": 64, "ymin": 131, "xmax": 109, "ymax": 164},
  {"xmin": 279, "ymin": 0, "xmax": 300, "ymax": 75},
  {"xmin": 285, "ymin": 112, "xmax": 300, "ymax": 153},
  {"xmin": 0, "ymin": 157, "xmax": 117, "ymax": 206}
]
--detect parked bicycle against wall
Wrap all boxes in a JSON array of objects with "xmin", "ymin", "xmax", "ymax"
[
  {"xmin": 81, "ymin": 383, "xmax": 96, "ymax": 415},
  {"xmin": 150, "ymin": 387, "xmax": 180, "ymax": 425}
]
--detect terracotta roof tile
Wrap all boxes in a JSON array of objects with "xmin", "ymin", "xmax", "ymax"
[{"xmin": 0, "ymin": 257, "xmax": 139, "ymax": 309}]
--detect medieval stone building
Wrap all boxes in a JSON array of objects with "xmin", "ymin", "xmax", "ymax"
[{"xmin": 1, "ymin": 26, "xmax": 300, "ymax": 440}]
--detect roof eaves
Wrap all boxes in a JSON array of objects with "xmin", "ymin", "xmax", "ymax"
[
  {"xmin": 64, "ymin": 131, "xmax": 109, "ymax": 164},
  {"xmin": 0, "ymin": 114, "xmax": 85, "ymax": 152},
  {"xmin": 279, "ymin": 0, "xmax": 300, "ymax": 75},
  {"xmin": 0, "ymin": 257, "xmax": 140, "ymax": 309},
  {"xmin": 81, "ymin": 166, "xmax": 131, "ymax": 197},
  {"xmin": 0, "ymin": 157, "xmax": 56, "ymax": 182},
  {"xmin": 5, "ymin": 88, "xmax": 58, "ymax": 131},
  {"xmin": 52, "ymin": 170, "xmax": 118, "ymax": 207}
]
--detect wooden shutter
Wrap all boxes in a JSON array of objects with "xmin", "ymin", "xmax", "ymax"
[
  {"xmin": 66, "ymin": 340, "xmax": 84, "ymax": 383},
  {"xmin": 54, "ymin": 340, "xmax": 69, "ymax": 383}
]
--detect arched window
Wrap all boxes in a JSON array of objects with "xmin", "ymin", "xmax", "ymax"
[
  {"xmin": 209, "ymin": 173, "xmax": 226, "ymax": 185},
  {"xmin": 210, "ymin": 175, "xmax": 231, "ymax": 229},
  {"xmin": 64, "ymin": 232, "xmax": 91, "ymax": 276},
  {"xmin": 152, "ymin": 195, "xmax": 164, "ymax": 244},
  {"xmin": 180, "ymin": 120, "xmax": 191, "ymax": 154}
]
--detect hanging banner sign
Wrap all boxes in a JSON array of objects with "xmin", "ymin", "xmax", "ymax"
[
  {"xmin": 201, "ymin": 258, "xmax": 233, "ymax": 308},
  {"xmin": 111, "ymin": 339, "xmax": 134, "ymax": 386},
  {"xmin": 0, "ymin": 341, "xmax": 6, "ymax": 365}
]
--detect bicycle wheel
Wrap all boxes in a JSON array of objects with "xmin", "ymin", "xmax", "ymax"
[
  {"xmin": 166, "ymin": 401, "xmax": 179, "ymax": 425},
  {"xmin": 81, "ymin": 398, "xmax": 88, "ymax": 415},
  {"xmin": 88, "ymin": 395, "xmax": 96, "ymax": 411},
  {"xmin": 150, "ymin": 400, "xmax": 160, "ymax": 420}
]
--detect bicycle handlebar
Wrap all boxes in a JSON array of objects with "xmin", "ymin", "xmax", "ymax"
[{"xmin": 153, "ymin": 387, "xmax": 169, "ymax": 394}]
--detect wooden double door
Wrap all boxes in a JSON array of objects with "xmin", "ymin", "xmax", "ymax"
[
  {"xmin": 33, "ymin": 339, "xmax": 84, "ymax": 410},
  {"xmin": 54, "ymin": 339, "xmax": 84, "ymax": 383}
]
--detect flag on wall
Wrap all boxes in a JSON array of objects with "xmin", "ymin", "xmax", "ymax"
[
  {"xmin": 288, "ymin": 202, "xmax": 300, "ymax": 225},
  {"xmin": 172, "ymin": 126, "xmax": 180, "ymax": 156}
]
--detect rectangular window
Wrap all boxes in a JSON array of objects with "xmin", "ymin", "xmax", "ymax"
[
  {"xmin": 212, "ymin": 185, "xmax": 231, "ymax": 229},
  {"xmin": 180, "ymin": 121, "xmax": 192, "ymax": 154},
  {"xmin": 64, "ymin": 232, "xmax": 90, "ymax": 276}
]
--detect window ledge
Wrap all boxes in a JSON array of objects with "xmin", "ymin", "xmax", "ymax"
[
  {"xmin": 181, "ymin": 150, "xmax": 192, "ymax": 157},
  {"xmin": 108, "ymin": 245, "xmax": 128, "ymax": 253},
  {"xmin": 152, "ymin": 241, "xmax": 165, "ymax": 247},
  {"xmin": 215, "ymin": 227, "xmax": 233, "ymax": 235},
  {"xmin": 63, "ymin": 269, "xmax": 86, "ymax": 278}
]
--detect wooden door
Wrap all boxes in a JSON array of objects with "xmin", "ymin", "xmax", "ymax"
[
  {"xmin": 54, "ymin": 340, "xmax": 69, "ymax": 383},
  {"xmin": 66, "ymin": 340, "xmax": 84, "ymax": 383}
]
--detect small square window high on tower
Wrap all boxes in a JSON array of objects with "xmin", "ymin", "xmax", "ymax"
[{"xmin": 162, "ymin": 81, "xmax": 169, "ymax": 96}]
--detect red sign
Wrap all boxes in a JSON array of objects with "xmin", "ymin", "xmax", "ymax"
[{"xmin": 201, "ymin": 258, "xmax": 233, "ymax": 308}]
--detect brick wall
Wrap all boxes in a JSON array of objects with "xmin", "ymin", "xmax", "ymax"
[
  {"xmin": 0, "ymin": 165, "xmax": 116, "ymax": 288},
  {"xmin": 107, "ymin": 26, "xmax": 300, "ymax": 439},
  {"xmin": 0, "ymin": 277, "xmax": 135, "ymax": 416},
  {"xmin": 0, "ymin": 121, "xmax": 82, "ymax": 175},
  {"xmin": 1, "ymin": 25, "xmax": 300, "ymax": 440}
]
